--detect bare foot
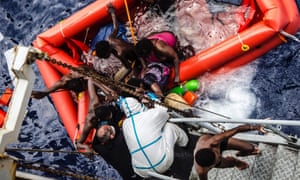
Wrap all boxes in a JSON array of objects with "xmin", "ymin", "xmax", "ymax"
[
  {"xmin": 236, "ymin": 146, "xmax": 261, "ymax": 157},
  {"xmin": 235, "ymin": 159, "xmax": 249, "ymax": 170}
]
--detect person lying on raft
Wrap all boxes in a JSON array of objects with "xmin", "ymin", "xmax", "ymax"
[
  {"xmin": 75, "ymin": 78, "xmax": 124, "ymax": 152},
  {"xmin": 118, "ymin": 96, "xmax": 189, "ymax": 178},
  {"xmin": 193, "ymin": 124, "xmax": 266, "ymax": 180},
  {"xmin": 135, "ymin": 30, "xmax": 195, "ymax": 84},
  {"xmin": 69, "ymin": 78, "xmax": 140, "ymax": 179},
  {"xmin": 93, "ymin": 3, "xmax": 146, "ymax": 81}
]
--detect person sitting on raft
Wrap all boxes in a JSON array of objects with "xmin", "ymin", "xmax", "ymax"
[
  {"xmin": 139, "ymin": 62, "xmax": 170, "ymax": 99},
  {"xmin": 192, "ymin": 124, "xmax": 266, "ymax": 180},
  {"xmin": 118, "ymin": 96, "xmax": 189, "ymax": 178},
  {"xmin": 91, "ymin": 3, "xmax": 146, "ymax": 81},
  {"xmin": 135, "ymin": 31, "xmax": 195, "ymax": 84}
]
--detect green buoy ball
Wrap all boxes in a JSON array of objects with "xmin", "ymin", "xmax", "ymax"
[
  {"xmin": 184, "ymin": 79, "xmax": 199, "ymax": 91},
  {"xmin": 170, "ymin": 86, "xmax": 185, "ymax": 96}
]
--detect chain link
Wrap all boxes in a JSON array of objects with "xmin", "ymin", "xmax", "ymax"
[
  {"xmin": 33, "ymin": 50, "xmax": 228, "ymax": 130},
  {"xmin": 35, "ymin": 51, "xmax": 191, "ymax": 116},
  {"xmin": 17, "ymin": 162, "xmax": 103, "ymax": 180}
]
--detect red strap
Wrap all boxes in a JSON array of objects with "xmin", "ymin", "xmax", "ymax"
[
  {"xmin": 0, "ymin": 107, "xmax": 6, "ymax": 128},
  {"xmin": 0, "ymin": 88, "xmax": 12, "ymax": 106},
  {"xmin": 65, "ymin": 38, "xmax": 90, "ymax": 63}
]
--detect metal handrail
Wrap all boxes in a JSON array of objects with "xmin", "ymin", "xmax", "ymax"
[{"xmin": 169, "ymin": 117, "xmax": 300, "ymax": 126}]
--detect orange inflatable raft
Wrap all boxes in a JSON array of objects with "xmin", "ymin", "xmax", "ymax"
[{"xmin": 33, "ymin": 0, "xmax": 300, "ymax": 144}]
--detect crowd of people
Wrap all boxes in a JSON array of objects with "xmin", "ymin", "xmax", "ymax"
[{"xmin": 31, "ymin": 2, "xmax": 266, "ymax": 179}]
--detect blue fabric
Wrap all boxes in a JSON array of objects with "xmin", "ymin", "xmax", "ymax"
[
  {"xmin": 90, "ymin": 22, "xmax": 129, "ymax": 50},
  {"xmin": 215, "ymin": 0, "xmax": 242, "ymax": 6}
]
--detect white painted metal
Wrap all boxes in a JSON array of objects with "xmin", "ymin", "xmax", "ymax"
[{"xmin": 0, "ymin": 46, "xmax": 36, "ymax": 180}]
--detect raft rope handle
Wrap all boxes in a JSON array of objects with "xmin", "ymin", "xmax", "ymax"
[
  {"xmin": 83, "ymin": 27, "xmax": 90, "ymax": 45},
  {"xmin": 237, "ymin": 33, "xmax": 250, "ymax": 51},
  {"xmin": 124, "ymin": 0, "xmax": 137, "ymax": 45},
  {"xmin": 59, "ymin": 21, "xmax": 66, "ymax": 38}
]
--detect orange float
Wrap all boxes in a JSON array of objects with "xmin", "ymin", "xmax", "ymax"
[
  {"xmin": 0, "ymin": 88, "xmax": 13, "ymax": 128},
  {"xmin": 33, "ymin": 0, "xmax": 300, "ymax": 144},
  {"xmin": 183, "ymin": 91, "xmax": 198, "ymax": 106}
]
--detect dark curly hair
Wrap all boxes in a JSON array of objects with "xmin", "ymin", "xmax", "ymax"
[
  {"xmin": 94, "ymin": 105, "xmax": 112, "ymax": 120},
  {"xmin": 195, "ymin": 148, "xmax": 216, "ymax": 167},
  {"xmin": 135, "ymin": 38, "xmax": 154, "ymax": 58},
  {"xmin": 95, "ymin": 40, "xmax": 112, "ymax": 58}
]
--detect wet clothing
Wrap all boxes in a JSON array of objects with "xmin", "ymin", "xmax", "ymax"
[
  {"xmin": 92, "ymin": 126, "xmax": 141, "ymax": 180},
  {"xmin": 64, "ymin": 77, "xmax": 86, "ymax": 94},
  {"xmin": 92, "ymin": 104, "xmax": 140, "ymax": 179},
  {"xmin": 90, "ymin": 22, "xmax": 129, "ymax": 51},
  {"xmin": 119, "ymin": 97, "xmax": 189, "ymax": 178},
  {"xmin": 142, "ymin": 62, "xmax": 170, "ymax": 89},
  {"xmin": 81, "ymin": 51, "xmax": 123, "ymax": 79},
  {"xmin": 220, "ymin": 138, "xmax": 229, "ymax": 153},
  {"xmin": 146, "ymin": 31, "xmax": 177, "ymax": 62},
  {"xmin": 95, "ymin": 103, "xmax": 124, "ymax": 129}
]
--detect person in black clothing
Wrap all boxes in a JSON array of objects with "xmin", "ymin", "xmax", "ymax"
[
  {"xmin": 92, "ymin": 123, "xmax": 142, "ymax": 180},
  {"xmin": 78, "ymin": 78, "xmax": 142, "ymax": 179}
]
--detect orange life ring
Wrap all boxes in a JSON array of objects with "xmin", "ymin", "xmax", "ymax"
[{"xmin": 0, "ymin": 107, "xmax": 6, "ymax": 128}]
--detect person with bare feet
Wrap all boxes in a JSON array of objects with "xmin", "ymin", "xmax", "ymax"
[{"xmin": 193, "ymin": 124, "xmax": 266, "ymax": 180}]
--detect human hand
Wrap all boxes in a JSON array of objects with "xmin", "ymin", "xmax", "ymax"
[
  {"xmin": 75, "ymin": 141, "xmax": 94, "ymax": 153},
  {"xmin": 174, "ymin": 76, "xmax": 180, "ymax": 84},
  {"xmin": 250, "ymin": 125, "xmax": 267, "ymax": 134},
  {"xmin": 31, "ymin": 91, "xmax": 48, "ymax": 99},
  {"xmin": 107, "ymin": 3, "xmax": 115, "ymax": 13},
  {"xmin": 105, "ymin": 91, "xmax": 118, "ymax": 102}
]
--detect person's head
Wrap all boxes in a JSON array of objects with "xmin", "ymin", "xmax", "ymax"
[
  {"xmin": 95, "ymin": 40, "xmax": 112, "ymax": 58},
  {"xmin": 135, "ymin": 38, "xmax": 154, "ymax": 59},
  {"xmin": 194, "ymin": 148, "xmax": 216, "ymax": 167},
  {"xmin": 127, "ymin": 77, "xmax": 145, "ymax": 93},
  {"xmin": 96, "ymin": 125, "xmax": 116, "ymax": 144},
  {"xmin": 95, "ymin": 105, "xmax": 113, "ymax": 121}
]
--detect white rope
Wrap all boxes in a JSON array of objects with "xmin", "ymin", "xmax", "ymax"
[
  {"xmin": 59, "ymin": 21, "xmax": 66, "ymax": 37},
  {"xmin": 280, "ymin": 30, "xmax": 300, "ymax": 42}
]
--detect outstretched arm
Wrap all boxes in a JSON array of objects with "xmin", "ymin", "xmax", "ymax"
[
  {"xmin": 150, "ymin": 82, "xmax": 164, "ymax": 98},
  {"xmin": 91, "ymin": 79, "xmax": 118, "ymax": 102},
  {"xmin": 76, "ymin": 79, "xmax": 99, "ymax": 146},
  {"xmin": 194, "ymin": 164, "xmax": 209, "ymax": 180},
  {"xmin": 210, "ymin": 125, "xmax": 265, "ymax": 146},
  {"xmin": 88, "ymin": 78, "xmax": 101, "ymax": 107},
  {"xmin": 156, "ymin": 41, "xmax": 180, "ymax": 83},
  {"xmin": 107, "ymin": 3, "xmax": 119, "ymax": 38},
  {"xmin": 76, "ymin": 114, "xmax": 94, "ymax": 145},
  {"xmin": 31, "ymin": 73, "xmax": 74, "ymax": 99}
]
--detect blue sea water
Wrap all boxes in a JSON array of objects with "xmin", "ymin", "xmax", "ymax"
[
  {"xmin": 0, "ymin": 0, "xmax": 122, "ymax": 179},
  {"xmin": 0, "ymin": 0, "xmax": 300, "ymax": 179}
]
